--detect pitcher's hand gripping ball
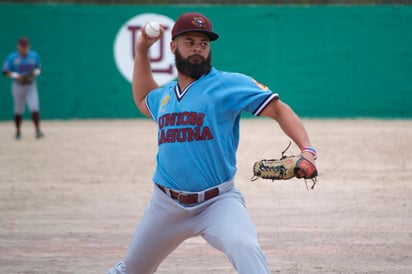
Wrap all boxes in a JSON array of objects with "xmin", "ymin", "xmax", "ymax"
[
  {"xmin": 144, "ymin": 21, "xmax": 161, "ymax": 38},
  {"xmin": 251, "ymin": 142, "xmax": 318, "ymax": 190}
]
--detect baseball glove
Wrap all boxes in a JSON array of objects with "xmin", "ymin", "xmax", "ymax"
[
  {"xmin": 251, "ymin": 142, "xmax": 318, "ymax": 190},
  {"xmin": 18, "ymin": 74, "xmax": 35, "ymax": 85}
]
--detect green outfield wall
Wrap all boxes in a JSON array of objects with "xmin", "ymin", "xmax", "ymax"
[{"xmin": 0, "ymin": 4, "xmax": 411, "ymax": 119}]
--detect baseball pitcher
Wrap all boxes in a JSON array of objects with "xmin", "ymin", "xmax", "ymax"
[{"xmin": 108, "ymin": 12, "xmax": 317, "ymax": 274}]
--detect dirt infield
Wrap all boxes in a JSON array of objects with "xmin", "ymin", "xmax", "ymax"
[{"xmin": 0, "ymin": 119, "xmax": 411, "ymax": 274}]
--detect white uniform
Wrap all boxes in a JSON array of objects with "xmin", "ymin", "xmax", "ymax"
[{"xmin": 109, "ymin": 182, "xmax": 270, "ymax": 274}]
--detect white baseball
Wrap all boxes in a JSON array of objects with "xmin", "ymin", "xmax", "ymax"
[{"xmin": 144, "ymin": 21, "xmax": 161, "ymax": 38}]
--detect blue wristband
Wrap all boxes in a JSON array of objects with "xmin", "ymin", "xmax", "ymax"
[{"xmin": 302, "ymin": 146, "xmax": 317, "ymax": 159}]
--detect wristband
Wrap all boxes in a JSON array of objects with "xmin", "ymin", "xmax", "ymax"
[
  {"xmin": 302, "ymin": 146, "xmax": 317, "ymax": 159},
  {"xmin": 10, "ymin": 72, "xmax": 19, "ymax": 79},
  {"xmin": 33, "ymin": 68, "xmax": 41, "ymax": 76}
]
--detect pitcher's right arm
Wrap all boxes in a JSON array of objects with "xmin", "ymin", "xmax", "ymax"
[{"xmin": 132, "ymin": 25, "xmax": 164, "ymax": 117}]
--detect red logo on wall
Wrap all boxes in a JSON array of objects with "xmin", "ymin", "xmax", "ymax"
[{"xmin": 114, "ymin": 13, "xmax": 177, "ymax": 85}]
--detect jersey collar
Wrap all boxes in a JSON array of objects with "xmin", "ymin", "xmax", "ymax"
[{"xmin": 174, "ymin": 68, "xmax": 216, "ymax": 101}]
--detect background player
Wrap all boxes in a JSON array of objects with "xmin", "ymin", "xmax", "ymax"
[
  {"xmin": 2, "ymin": 37, "xmax": 44, "ymax": 139},
  {"xmin": 108, "ymin": 12, "xmax": 317, "ymax": 274}
]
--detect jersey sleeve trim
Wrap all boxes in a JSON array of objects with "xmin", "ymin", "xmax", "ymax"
[
  {"xmin": 145, "ymin": 97, "xmax": 156, "ymax": 121},
  {"xmin": 253, "ymin": 93, "xmax": 279, "ymax": 116}
]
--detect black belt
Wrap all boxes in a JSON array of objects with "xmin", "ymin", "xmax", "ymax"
[{"xmin": 157, "ymin": 184, "xmax": 219, "ymax": 204}]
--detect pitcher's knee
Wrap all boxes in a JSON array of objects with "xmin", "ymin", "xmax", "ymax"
[
  {"xmin": 222, "ymin": 232, "xmax": 260, "ymax": 256},
  {"xmin": 234, "ymin": 237, "xmax": 262, "ymax": 256},
  {"xmin": 222, "ymin": 234, "xmax": 269, "ymax": 273}
]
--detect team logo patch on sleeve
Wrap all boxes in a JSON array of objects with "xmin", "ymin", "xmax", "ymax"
[{"xmin": 253, "ymin": 79, "xmax": 269, "ymax": 91}]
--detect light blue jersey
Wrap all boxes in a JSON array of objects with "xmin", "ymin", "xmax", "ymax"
[
  {"xmin": 146, "ymin": 68, "xmax": 278, "ymax": 192},
  {"xmin": 2, "ymin": 50, "xmax": 41, "ymax": 78}
]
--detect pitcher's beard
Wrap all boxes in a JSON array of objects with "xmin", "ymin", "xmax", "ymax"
[{"xmin": 175, "ymin": 49, "xmax": 212, "ymax": 79}]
